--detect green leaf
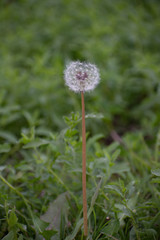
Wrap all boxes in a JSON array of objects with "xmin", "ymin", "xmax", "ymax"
[
  {"xmin": 111, "ymin": 162, "xmax": 130, "ymax": 174},
  {"xmin": 112, "ymin": 149, "xmax": 121, "ymax": 162},
  {"xmin": 23, "ymin": 139, "xmax": 50, "ymax": 149},
  {"xmin": 90, "ymin": 179, "xmax": 102, "ymax": 208},
  {"xmin": 107, "ymin": 142, "xmax": 120, "ymax": 153},
  {"xmin": 65, "ymin": 129, "xmax": 78, "ymax": 138},
  {"xmin": 0, "ymin": 105, "xmax": 20, "ymax": 114},
  {"xmin": 151, "ymin": 178, "xmax": 160, "ymax": 183},
  {"xmin": 17, "ymin": 223, "xmax": 27, "ymax": 232},
  {"xmin": 2, "ymin": 231, "xmax": 14, "ymax": 240},
  {"xmin": 85, "ymin": 113, "xmax": 104, "ymax": 119},
  {"xmin": 8, "ymin": 209, "xmax": 18, "ymax": 229},
  {"xmin": 0, "ymin": 131, "xmax": 17, "ymax": 143},
  {"xmin": 41, "ymin": 192, "xmax": 69, "ymax": 238},
  {"xmin": 23, "ymin": 111, "xmax": 35, "ymax": 126},
  {"xmin": 0, "ymin": 166, "xmax": 6, "ymax": 172},
  {"xmin": 0, "ymin": 143, "xmax": 11, "ymax": 153},
  {"xmin": 151, "ymin": 169, "xmax": 160, "ymax": 177},
  {"xmin": 33, "ymin": 216, "xmax": 49, "ymax": 233},
  {"xmin": 41, "ymin": 230, "xmax": 57, "ymax": 240},
  {"xmin": 18, "ymin": 235, "xmax": 23, "ymax": 240},
  {"xmin": 105, "ymin": 185, "xmax": 123, "ymax": 197},
  {"xmin": 142, "ymin": 228, "xmax": 157, "ymax": 236},
  {"xmin": 65, "ymin": 218, "xmax": 83, "ymax": 240},
  {"xmin": 87, "ymin": 134, "xmax": 104, "ymax": 149},
  {"xmin": 129, "ymin": 227, "xmax": 136, "ymax": 240},
  {"xmin": 101, "ymin": 219, "xmax": 120, "ymax": 235}
]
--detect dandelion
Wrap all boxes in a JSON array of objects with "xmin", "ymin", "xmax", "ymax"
[
  {"xmin": 64, "ymin": 61, "xmax": 100, "ymax": 236},
  {"xmin": 64, "ymin": 61, "xmax": 100, "ymax": 92}
]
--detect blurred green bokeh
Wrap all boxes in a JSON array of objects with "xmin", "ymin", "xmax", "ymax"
[{"xmin": 0, "ymin": 0, "xmax": 160, "ymax": 138}]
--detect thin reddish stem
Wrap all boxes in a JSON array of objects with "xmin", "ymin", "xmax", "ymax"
[{"xmin": 81, "ymin": 91, "xmax": 88, "ymax": 236}]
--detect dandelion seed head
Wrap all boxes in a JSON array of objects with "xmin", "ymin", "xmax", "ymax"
[{"xmin": 64, "ymin": 61, "xmax": 100, "ymax": 92}]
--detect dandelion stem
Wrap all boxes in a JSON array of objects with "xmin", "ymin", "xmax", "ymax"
[{"xmin": 81, "ymin": 91, "xmax": 88, "ymax": 236}]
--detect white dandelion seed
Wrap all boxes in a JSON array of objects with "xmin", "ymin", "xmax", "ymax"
[{"xmin": 64, "ymin": 61, "xmax": 100, "ymax": 92}]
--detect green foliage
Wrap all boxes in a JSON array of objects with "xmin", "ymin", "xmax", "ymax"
[
  {"xmin": 0, "ymin": 113, "xmax": 160, "ymax": 239},
  {"xmin": 0, "ymin": 0, "xmax": 160, "ymax": 239}
]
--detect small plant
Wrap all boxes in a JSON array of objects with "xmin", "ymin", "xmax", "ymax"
[{"xmin": 64, "ymin": 61, "xmax": 100, "ymax": 236}]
